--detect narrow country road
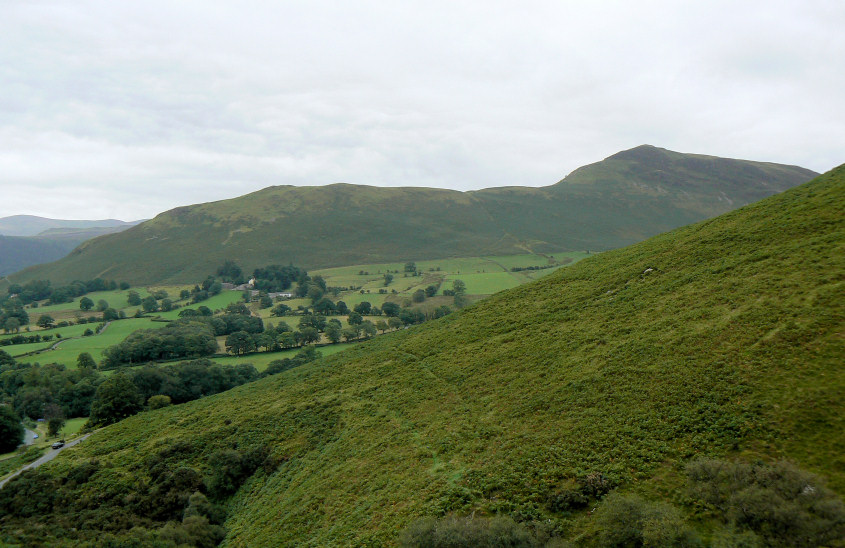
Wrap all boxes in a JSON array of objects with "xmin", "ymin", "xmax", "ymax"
[
  {"xmin": 22, "ymin": 428, "xmax": 38, "ymax": 446},
  {"xmin": 0, "ymin": 433, "xmax": 93, "ymax": 489}
]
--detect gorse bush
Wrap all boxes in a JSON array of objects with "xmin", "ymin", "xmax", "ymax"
[
  {"xmin": 595, "ymin": 493, "xmax": 700, "ymax": 547},
  {"xmin": 686, "ymin": 458, "xmax": 845, "ymax": 547},
  {"xmin": 399, "ymin": 514, "xmax": 566, "ymax": 548}
]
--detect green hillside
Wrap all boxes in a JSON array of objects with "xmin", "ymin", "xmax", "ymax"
[
  {"xmin": 7, "ymin": 146, "xmax": 816, "ymax": 285},
  {"xmin": 1, "ymin": 165, "xmax": 840, "ymax": 546}
]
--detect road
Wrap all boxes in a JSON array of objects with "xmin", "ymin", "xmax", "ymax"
[
  {"xmin": 22, "ymin": 428, "xmax": 38, "ymax": 446},
  {"xmin": 0, "ymin": 433, "xmax": 92, "ymax": 489}
]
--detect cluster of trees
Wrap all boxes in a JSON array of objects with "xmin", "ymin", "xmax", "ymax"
[
  {"xmin": 88, "ymin": 359, "xmax": 263, "ymax": 426},
  {"xmin": 0, "ymin": 348, "xmax": 308, "ymax": 433},
  {"xmin": 0, "ymin": 331, "xmax": 60, "ymax": 347},
  {"xmin": 442, "ymin": 279, "xmax": 468, "ymax": 307},
  {"xmin": 4, "ymin": 278, "xmax": 130, "ymax": 308},
  {"xmin": 0, "ymin": 405, "xmax": 24, "ymax": 453},
  {"xmin": 1, "ymin": 353, "xmax": 104, "ymax": 420},
  {"xmin": 100, "ymin": 320, "xmax": 218, "ymax": 368},
  {"xmin": 1, "ymin": 300, "xmax": 28, "ymax": 334},
  {"xmin": 510, "ymin": 264, "xmax": 554, "ymax": 272}
]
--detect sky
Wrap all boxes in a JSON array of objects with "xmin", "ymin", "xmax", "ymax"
[{"xmin": 1, "ymin": 0, "xmax": 843, "ymax": 221}]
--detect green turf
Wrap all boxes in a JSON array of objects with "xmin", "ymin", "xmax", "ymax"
[
  {"xmin": 440, "ymin": 272, "xmax": 523, "ymax": 295},
  {"xmin": 211, "ymin": 343, "xmax": 354, "ymax": 372},
  {"xmin": 23, "ymin": 318, "xmax": 165, "ymax": 368},
  {"xmin": 153, "ymin": 290, "xmax": 245, "ymax": 320},
  {"xmin": 60, "ymin": 418, "xmax": 88, "ymax": 437}
]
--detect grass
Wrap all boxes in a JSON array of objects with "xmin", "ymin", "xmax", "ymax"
[
  {"xmin": 440, "ymin": 272, "xmax": 523, "ymax": 295},
  {"xmin": 211, "ymin": 343, "xmax": 354, "ymax": 372},
  {"xmin": 12, "ymin": 166, "xmax": 841, "ymax": 545},
  {"xmin": 153, "ymin": 290, "xmax": 245, "ymax": 320},
  {"xmin": 60, "ymin": 418, "xmax": 87, "ymax": 438},
  {"xmin": 22, "ymin": 318, "xmax": 164, "ymax": 368}
]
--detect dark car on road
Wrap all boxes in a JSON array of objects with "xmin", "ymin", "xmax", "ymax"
[{"xmin": 51, "ymin": 440, "xmax": 65, "ymax": 449}]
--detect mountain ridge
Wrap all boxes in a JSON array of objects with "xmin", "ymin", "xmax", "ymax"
[{"xmin": 7, "ymin": 145, "xmax": 817, "ymax": 285}]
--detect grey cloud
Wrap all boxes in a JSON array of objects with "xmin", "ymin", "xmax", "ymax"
[{"xmin": 0, "ymin": 0, "xmax": 842, "ymax": 219}]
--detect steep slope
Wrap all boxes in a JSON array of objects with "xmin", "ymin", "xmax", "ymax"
[
  {"xmin": 4, "ymin": 165, "xmax": 841, "ymax": 545},
  {"xmin": 8, "ymin": 146, "xmax": 816, "ymax": 285},
  {"xmin": 0, "ymin": 218, "xmax": 142, "ymax": 275},
  {"xmin": 0, "ymin": 235, "xmax": 75, "ymax": 276}
]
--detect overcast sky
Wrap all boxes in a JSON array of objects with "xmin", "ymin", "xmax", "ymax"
[{"xmin": 1, "ymin": 1, "xmax": 843, "ymax": 220}]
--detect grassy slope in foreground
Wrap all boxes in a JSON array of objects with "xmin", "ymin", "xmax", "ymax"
[{"xmin": 26, "ymin": 166, "xmax": 844, "ymax": 545}]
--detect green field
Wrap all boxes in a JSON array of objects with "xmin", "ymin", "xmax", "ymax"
[
  {"xmin": 61, "ymin": 417, "xmax": 88, "ymax": 437},
  {"xmin": 211, "ymin": 343, "xmax": 354, "ymax": 372},
  {"xmin": 440, "ymin": 272, "xmax": 523, "ymax": 295},
  {"xmin": 153, "ymin": 290, "xmax": 245, "ymax": 320},
  {"xmin": 20, "ymin": 318, "xmax": 164, "ymax": 368},
  {"xmin": 29, "ymin": 287, "xmax": 151, "ymax": 316}
]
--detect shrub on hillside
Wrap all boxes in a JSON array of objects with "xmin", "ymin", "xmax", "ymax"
[
  {"xmin": 595, "ymin": 492, "xmax": 700, "ymax": 547},
  {"xmin": 400, "ymin": 514, "xmax": 568, "ymax": 548},
  {"xmin": 686, "ymin": 458, "xmax": 845, "ymax": 547}
]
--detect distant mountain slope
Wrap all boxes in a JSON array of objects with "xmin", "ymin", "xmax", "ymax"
[
  {"xmin": 0, "ymin": 215, "xmax": 135, "ymax": 237},
  {"xmin": 0, "ymin": 235, "xmax": 75, "ymax": 276},
  {"xmin": 0, "ymin": 221, "xmax": 142, "ymax": 276},
  {"xmin": 9, "ymin": 165, "xmax": 842, "ymax": 545},
  {"xmin": 8, "ymin": 146, "xmax": 816, "ymax": 285}
]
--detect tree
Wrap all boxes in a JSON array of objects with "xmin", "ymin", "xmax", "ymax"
[
  {"xmin": 325, "ymin": 324, "xmax": 342, "ymax": 344},
  {"xmin": 0, "ymin": 406, "xmax": 24, "ymax": 453},
  {"xmin": 96, "ymin": 299, "xmax": 109, "ymax": 312},
  {"xmin": 404, "ymin": 262, "xmax": 416, "ymax": 273},
  {"xmin": 160, "ymin": 299, "xmax": 173, "ymax": 312},
  {"xmin": 353, "ymin": 302, "xmax": 372, "ymax": 315},
  {"xmin": 312, "ymin": 298, "xmax": 336, "ymax": 316},
  {"xmin": 300, "ymin": 327, "xmax": 320, "ymax": 344},
  {"xmin": 360, "ymin": 321, "xmax": 377, "ymax": 339},
  {"xmin": 102, "ymin": 308, "xmax": 120, "ymax": 321},
  {"xmin": 216, "ymin": 260, "xmax": 243, "ymax": 283},
  {"xmin": 452, "ymin": 279, "xmax": 466, "ymax": 294},
  {"xmin": 0, "ymin": 350, "xmax": 14, "ymax": 366},
  {"xmin": 388, "ymin": 317, "xmax": 403, "ymax": 330},
  {"xmin": 119, "ymin": 281, "xmax": 131, "ymax": 290},
  {"xmin": 148, "ymin": 395, "xmax": 172, "ymax": 410},
  {"xmin": 341, "ymin": 327, "xmax": 359, "ymax": 342},
  {"xmin": 142, "ymin": 296, "xmax": 159, "ymax": 313},
  {"xmin": 4, "ymin": 317, "xmax": 20, "ymax": 334},
  {"xmin": 383, "ymin": 273, "xmax": 394, "ymax": 286},
  {"xmin": 88, "ymin": 373, "xmax": 144, "ymax": 426},
  {"xmin": 347, "ymin": 311, "xmax": 363, "ymax": 325},
  {"xmin": 270, "ymin": 303, "xmax": 291, "ymax": 317},
  {"xmin": 412, "ymin": 289, "xmax": 426, "ymax": 303},
  {"xmin": 79, "ymin": 297, "xmax": 94, "ymax": 311},
  {"xmin": 36, "ymin": 315, "xmax": 55, "ymax": 329},
  {"xmin": 376, "ymin": 320, "xmax": 388, "ymax": 333},
  {"xmin": 382, "ymin": 302, "xmax": 400, "ymax": 317},
  {"xmin": 127, "ymin": 291, "xmax": 142, "ymax": 306},
  {"xmin": 258, "ymin": 295, "xmax": 273, "ymax": 309},
  {"xmin": 425, "ymin": 285, "xmax": 438, "ymax": 297},
  {"xmin": 77, "ymin": 352, "xmax": 97, "ymax": 369},
  {"xmin": 225, "ymin": 331, "xmax": 255, "ymax": 356},
  {"xmin": 336, "ymin": 301, "xmax": 350, "ymax": 315},
  {"xmin": 47, "ymin": 416, "xmax": 65, "ymax": 437},
  {"xmin": 180, "ymin": 289, "xmax": 191, "ymax": 300}
]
